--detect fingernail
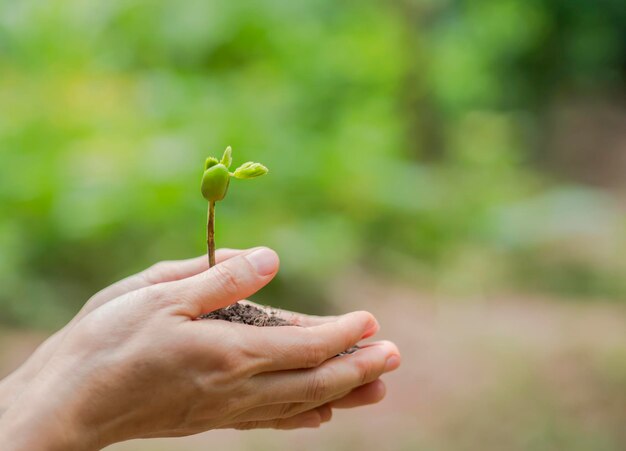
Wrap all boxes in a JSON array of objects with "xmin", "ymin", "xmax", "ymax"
[
  {"xmin": 384, "ymin": 355, "xmax": 401, "ymax": 372},
  {"xmin": 245, "ymin": 248, "xmax": 279, "ymax": 276},
  {"xmin": 361, "ymin": 319, "xmax": 380, "ymax": 339}
]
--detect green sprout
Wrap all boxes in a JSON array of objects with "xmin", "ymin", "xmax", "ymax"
[{"xmin": 201, "ymin": 146, "xmax": 269, "ymax": 267}]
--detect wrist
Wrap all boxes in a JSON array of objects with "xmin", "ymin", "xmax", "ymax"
[
  {"xmin": 0, "ymin": 366, "xmax": 99, "ymax": 451},
  {"xmin": 0, "ymin": 403, "xmax": 93, "ymax": 451},
  {"xmin": 0, "ymin": 329, "xmax": 69, "ymax": 415},
  {"xmin": 0, "ymin": 331, "xmax": 69, "ymax": 420}
]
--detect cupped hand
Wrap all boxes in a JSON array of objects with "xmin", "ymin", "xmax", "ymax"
[
  {"xmin": 0, "ymin": 248, "xmax": 400, "ymax": 450},
  {"xmin": 0, "ymin": 249, "xmax": 248, "ymax": 410},
  {"xmin": 0, "ymin": 249, "xmax": 391, "ymax": 422}
]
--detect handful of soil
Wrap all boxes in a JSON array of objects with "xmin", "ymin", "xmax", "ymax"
[
  {"xmin": 200, "ymin": 303, "xmax": 359, "ymax": 355},
  {"xmin": 200, "ymin": 302, "xmax": 290, "ymax": 327}
]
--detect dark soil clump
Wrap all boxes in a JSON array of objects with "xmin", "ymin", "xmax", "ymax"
[
  {"xmin": 200, "ymin": 302, "xmax": 290, "ymax": 327},
  {"xmin": 200, "ymin": 302, "xmax": 360, "ymax": 356}
]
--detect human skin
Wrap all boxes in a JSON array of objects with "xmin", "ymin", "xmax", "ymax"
[{"xmin": 0, "ymin": 247, "xmax": 401, "ymax": 450}]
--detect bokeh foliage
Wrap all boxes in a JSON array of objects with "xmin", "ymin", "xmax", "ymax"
[{"xmin": 1, "ymin": 0, "xmax": 625, "ymax": 327}]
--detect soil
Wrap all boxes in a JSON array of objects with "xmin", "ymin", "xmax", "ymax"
[
  {"xmin": 200, "ymin": 302, "xmax": 290, "ymax": 327},
  {"xmin": 200, "ymin": 302, "xmax": 359, "ymax": 355}
]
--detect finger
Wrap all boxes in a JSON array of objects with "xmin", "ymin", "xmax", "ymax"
[
  {"xmin": 78, "ymin": 250, "xmax": 245, "ymax": 312},
  {"xmin": 71, "ymin": 249, "xmax": 248, "ymax": 326},
  {"xmin": 330, "ymin": 379, "xmax": 386, "ymax": 408},
  {"xmin": 239, "ymin": 300, "xmax": 378, "ymax": 335},
  {"xmin": 228, "ymin": 380, "xmax": 383, "ymax": 423},
  {"xmin": 138, "ymin": 249, "xmax": 247, "ymax": 285},
  {"xmin": 142, "ymin": 405, "xmax": 330, "ymax": 437},
  {"xmin": 239, "ymin": 311, "xmax": 379, "ymax": 372},
  {"xmin": 155, "ymin": 247, "xmax": 280, "ymax": 317},
  {"xmin": 147, "ymin": 404, "xmax": 332, "ymax": 438},
  {"xmin": 228, "ymin": 392, "xmax": 345, "ymax": 424},
  {"xmin": 252, "ymin": 341, "xmax": 400, "ymax": 405},
  {"xmin": 230, "ymin": 406, "xmax": 331, "ymax": 430}
]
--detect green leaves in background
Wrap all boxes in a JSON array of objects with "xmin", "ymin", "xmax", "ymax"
[{"xmin": 0, "ymin": 0, "xmax": 625, "ymax": 328}]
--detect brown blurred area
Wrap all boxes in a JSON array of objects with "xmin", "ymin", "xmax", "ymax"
[{"xmin": 2, "ymin": 274, "xmax": 625, "ymax": 451}]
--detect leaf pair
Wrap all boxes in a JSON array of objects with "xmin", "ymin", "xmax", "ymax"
[{"xmin": 201, "ymin": 147, "xmax": 268, "ymax": 202}]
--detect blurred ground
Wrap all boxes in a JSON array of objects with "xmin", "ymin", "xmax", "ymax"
[{"xmin": 2, "ymin": 273, "xmax": 624, "ymax": 451}]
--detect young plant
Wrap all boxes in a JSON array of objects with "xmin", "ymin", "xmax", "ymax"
[{"xmin": 201, "ymin": 146, "xmax": 268, "ymax": 267}]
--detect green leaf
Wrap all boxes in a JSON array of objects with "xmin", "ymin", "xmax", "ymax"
[
  {"xmin": 233, "ymin": 162, "xmax": 269, "ymax": 179},
  {"xmin": 221, "ymin": 146, "xmax": 233, "ymax": 168}
]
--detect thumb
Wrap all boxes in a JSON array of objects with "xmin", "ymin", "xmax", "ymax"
[{"xmin": 153, "ymin": 247, "xmax": 279, "ymax": 317}]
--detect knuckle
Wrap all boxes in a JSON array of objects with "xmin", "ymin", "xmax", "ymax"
[
  {"xmin": 222, "ymin": 352, "xmax": 251, "ymax": 377},
  {"xmin": 303, "ymin": 333, "xmax": 329, "ymax": 368},
  {"xmin": 141, "ymin": 284, "xmax": 173, "ymax": 308},
  {"xmin": 355, "ymin": 357, "xmax": 376, "ymax": 386},
  {"xmin": 306, "ymin": 371, "xmax": 331, "ymax": 402},
  {"xmin": 211, "ymin": 335, "xmax": 255, "ymax": 377},
  {"xmin": 142, "ymin": 261, "xmax": 171, "ymax": 284},
  {"xmin": 235, "ymin": 343, "xmax": 266, "ymax": 377},
  {"xmin": 213, "ymin": 343, "xmax": 245, "ymax": 374},
  {"xmin": 210, "ymin": 263, "xmax": 241, "ymax": 298},
  {"xmin": 187, "ymin": 371, "xmax": 211, "ymax": 399}
]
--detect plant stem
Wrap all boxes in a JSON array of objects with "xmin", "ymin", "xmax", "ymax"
[{"xmin": 207, "ymin": 201, "xmax": 216, "ymax": 267}]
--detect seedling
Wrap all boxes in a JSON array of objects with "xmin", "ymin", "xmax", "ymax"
[
  {"xmin": 199, "ymin": 149, "xmax": 361, "ymax": 351},
  {"xmin": 201, "ymin": 146, "xmax": 268, "ymax": 267}
]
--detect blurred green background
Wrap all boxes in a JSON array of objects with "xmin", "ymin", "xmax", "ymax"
[
  {"xmin": 1, "ymin": 1, "xmax": 626, "ymax": 450},
  {"xmin": 1, "ymin": 0, "xmax": 625, "ymax": 327}
]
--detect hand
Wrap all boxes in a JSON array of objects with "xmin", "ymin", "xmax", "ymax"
[
  {"xmin": 222, "ymin": 301, "xmax": 392, "ymax": 431},
  {"xmin": 0, "ymin": 249, "xmax": 247, "ymax": 411},
  {"xmin": 0, "ymin": 248, "xmax": 401, "ymax": 450},
  {"xmin": 0, "ymin": 249, "xmax": 391, "ymax": 422}
]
